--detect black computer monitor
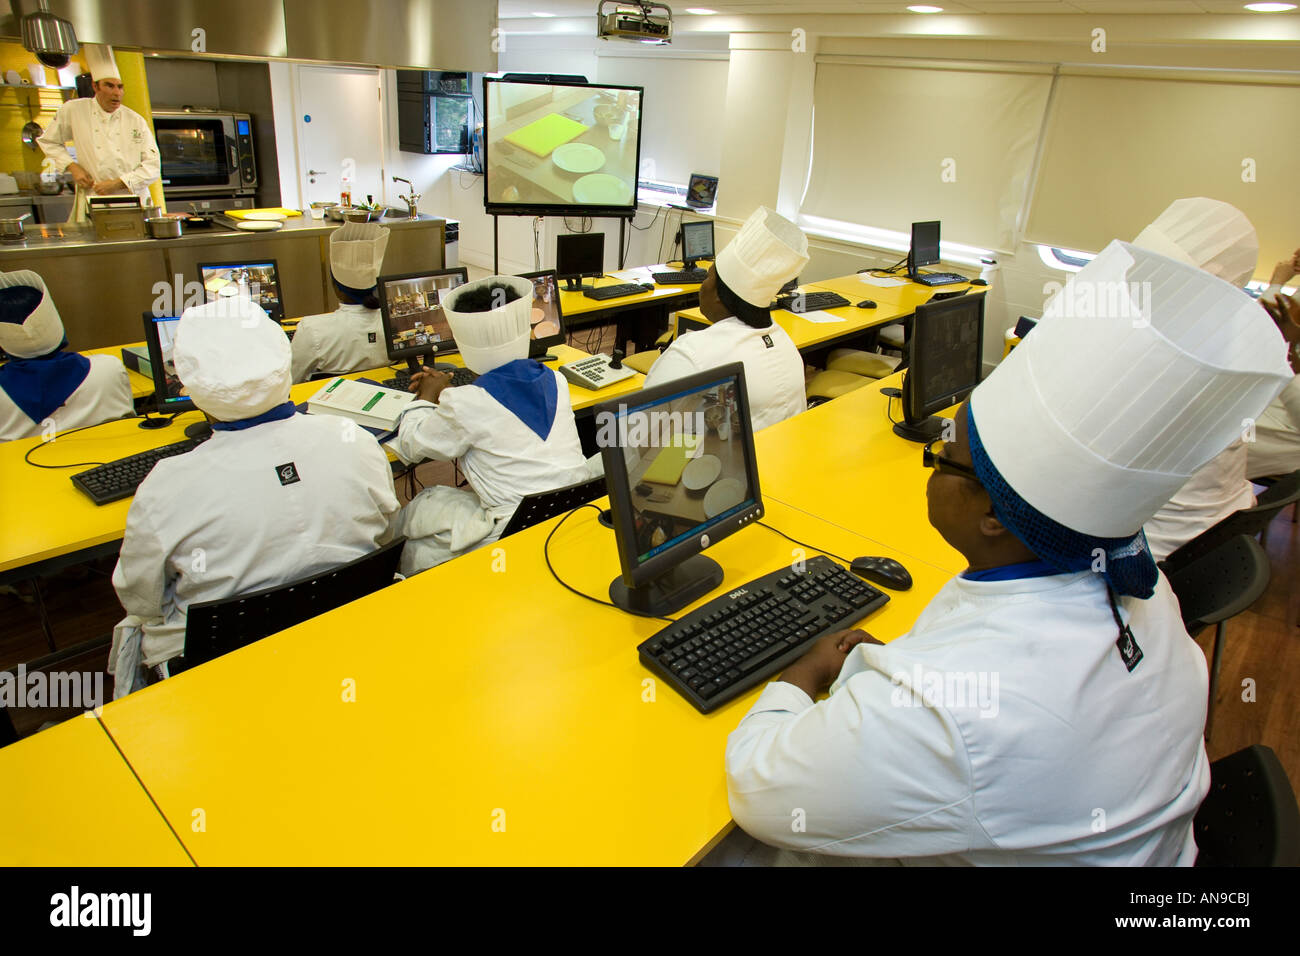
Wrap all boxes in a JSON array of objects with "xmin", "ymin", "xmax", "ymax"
[
  {"xmin": 555, "ymin": 232, "xmax": 604, "ymax": 291},
  {"xmin": 597, "ymin": 362, "xmax": 763, "ymax": 617},
  {"xmin": 680, "ymin": 221, "xmax": 715, "ymax": 270},
  {"xmin": 686, "ymin": 173, "xmax": 719, "ymax": 209},
  {"xmin": 893, "ymin": 292, "xmax": 986, "ymax": 442},
  {"xmin": 376, "ymin": 268, "xmax": 469, "ymax": 372},
  {"xmin": 908, "ymin": 221, "xmax": 942, "ymax": 279},
  {"xmin": 141, "ymin": 311, "xmax": 194, "ymax": 416},
  {"xmin": 518, "ymin": 269, "xmax": 566, "ymax": 361},
  {"xmin": 197, "ymin": 259, "xmax": 284, "ymax": 324}
]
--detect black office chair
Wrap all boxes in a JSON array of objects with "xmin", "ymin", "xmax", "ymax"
[
  {"xmin": 1162, "ymin": 535, "xmax": 1270, "ymax": 740},
  {"xmin": 172, "ymin": 537, "xmax": 407, "ymax": 674},
  {"xmin": 1162, "ymin": 470, "xmax": 1300, "ymax": 574},
  {"xmin": 499, "ymin": 477, "xmax": 607, "ymax": 539},
  {"xmin": 1194, "ymin": 745, "xmax": 1300, "ymax": 866},
  {"xmin": 0, "ymin": 706, "xmax": 17, "ymax": 749}
]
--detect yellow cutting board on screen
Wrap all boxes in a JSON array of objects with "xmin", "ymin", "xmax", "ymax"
[
  {"xmin": 504, "ymin": 114, "xmax": 589, "ymax": 157},
  {"xmin": 641, "ymin": 436, "xmax": 702, "ymax": 486}
]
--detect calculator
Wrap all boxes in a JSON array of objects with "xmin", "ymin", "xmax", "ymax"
[{"xmin": 559, "ymin": 353, "xmax": 637, "ymax": 391}]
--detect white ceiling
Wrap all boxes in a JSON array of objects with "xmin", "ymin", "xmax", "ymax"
[{"xmin": 499, "ymin": 1, "xmax": 1300, "ymax": 17}]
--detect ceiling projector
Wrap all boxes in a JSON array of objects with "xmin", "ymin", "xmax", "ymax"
[{"xmin": 597, "ymin": 1, "xmax": 673, "ymax": 44}]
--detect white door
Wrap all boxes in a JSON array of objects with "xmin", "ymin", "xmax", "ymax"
[{"xmin": 294, "ymin": 65, "xmax": 385, "ymax": 208}]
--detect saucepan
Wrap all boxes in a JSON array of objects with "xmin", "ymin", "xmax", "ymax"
[
  {"xmin": 145, "ymin": 216, "xmax": 183, "ymax": 239},
  {"xmin": 0, "ymin": 213, "xmax": 31, "ymax": 242}
]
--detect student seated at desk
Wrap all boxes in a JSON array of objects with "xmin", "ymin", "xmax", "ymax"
[
  {"xmin": 1251, "ymin": 291, "xmax": 1300, "ymax": 480},
  {"xmin": 0, "ymin": 270, "xmax": 132, "ymax": 442},
  {"xmin": 391, "ymin": 275, "xmax": 589, "ymax": 576},
  {"xmin": 723, "ymin": 241, "xmax": 1290, "ymax": 865},
  {"xmin": 290, "ymin": 223, "xmax": 391, "ymax": 383},
  {"xmin": 642, "ymin": 207, "xmax": 808, "ymax": 432},
  {"xmin": 108, "ymin": 298, "xmax": 399, "ymax": 696}
]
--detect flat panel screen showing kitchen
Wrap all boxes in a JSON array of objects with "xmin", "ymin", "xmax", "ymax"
[
  {"xmin": 484, "ymin": 77, "xmax": 644, "ymax": 217},
  {"xmin": 198, "ymin": 260, "xmax": 283, "ymax": 324}
]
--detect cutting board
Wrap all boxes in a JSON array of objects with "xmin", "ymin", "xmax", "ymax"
[
  {"xmin": 225, "ymin": 207, "xmax": 303, "ymax": 220},
  {"xmin": 642, "ymin": 437, "xmax": 704, "ymax": 486},
  {"xmin": 504, "ymin": 114, "xmax": 589, "ymax": 158}
]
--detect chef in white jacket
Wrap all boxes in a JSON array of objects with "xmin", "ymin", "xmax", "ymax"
[
  {"xmin": 1250, "ymin": 291, "xmax": 1300, "ymax": 479},
  {"xmin": 1132, "ymin": 198, "xmax": 1260, "ymax": 561},
  {"xmin": 291, "ymin": 222, "xmax": 392, "ymax": 383},
  {"xmin": 642, "ymin": 207, "xmax": 808, "ymax": 433},
  {"xmin": 36, "ymin": 45, "xmax": 160, "ymax": 222},
  {"xmin": 723, "ymin": 242, "xmax": 1291, "ymax": 865},
  {"xmin": 392, "ymin": 275, "xmax": 590, "ymax": 575},
  {"xmin": 108, "ymin": 297, "xmax": 400, "ymax": 696},
  {"xmin": 0, "ymin": 270, "xmax": 132, "ymax": 441}
]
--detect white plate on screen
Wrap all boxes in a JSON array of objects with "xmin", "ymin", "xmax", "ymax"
[
  {"xmin": 242, "ymin": 211, "xmax": 288, "ymax": 221},
  {"xmin": 552, "ymin": 143, "xmax": 606, "ymax": 174},
  {"xmin": 235, "ymin": 220, "xmax": 283, "ymax": 231},
  {"xmin": 682, "ymin": 454, "xmax": 722, "ymax": 492},
  {"xmin": 572, "ymin": 174, "xmax": 631, "ymax": 206},
  {"xmin": 703, "ymin": 478, "xmax": 745, "ymax": 518}
]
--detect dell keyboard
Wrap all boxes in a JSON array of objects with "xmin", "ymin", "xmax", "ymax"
[
  {"xmin": 381, "ymin": 367, "xmax": 479, "ymax": 391},
  {"xmin": 583, "ymin": 283, "xmax": 651, "ymax": 301},
  {"xmin": 638, "ymin": 555, "xmax": 889, "ymax": 713},
  {"xmin": 914, "ymin": 272, "xmax": 968, "ymax": 287},
  {"xmin": 774, "ymin": 291, "xmax": 852, "ymax": 313},
  {"xmin": 71, "ymin": 438, "xmax": 204, "ymax": 505},
  {"xmin": 651, "ymin": 268, "xmax": 707, "ymax": 285}
]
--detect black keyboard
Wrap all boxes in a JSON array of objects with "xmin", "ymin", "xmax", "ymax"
[
  {"xmin": 914, "ymin": 272, "xmax": 968, "ymax": 287},
  {"xmin": 584, "ymin": 283, "xmax": 651, "ymax": 301},
  {"xmin": 638, "ymin": 555, "xmax": 889, "ymax": 714},
  {"xmin": 773, "ymin": 291, "xmax": 852, "ymax": 313},
  {"xmin": 71, "ymin": 438, "xmax": 203, "ymax": 505},
  {"xmin": 651, "ymin": 269, "xmax": 707, "ymax": 285},
  {"xmin": 381, "ymin": 367, "xmax": 478, "ymax": 391}
]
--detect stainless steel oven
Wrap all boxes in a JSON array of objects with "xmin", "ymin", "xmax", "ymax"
[{"xmin": 152, "ymin": 109, "xmax": 257, "ymax": 197}]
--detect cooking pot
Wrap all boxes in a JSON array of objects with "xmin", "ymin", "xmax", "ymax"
[
  {"xmin": 145, "ymin": 216, "xmax": 183, "ymax": 239},
  {"xmin": 0, "ymin": 213, "xmax": 30, "ymax": 242}
]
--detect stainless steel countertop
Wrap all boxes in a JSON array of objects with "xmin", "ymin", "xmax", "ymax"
[{"xmin": 0, "ymin": 193, "xmax": 74, "ymax": 206}]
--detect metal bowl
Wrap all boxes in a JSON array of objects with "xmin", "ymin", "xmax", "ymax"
[{"xmin": 145, "ymin": 216, "xmax": 183, "ymax": 239}]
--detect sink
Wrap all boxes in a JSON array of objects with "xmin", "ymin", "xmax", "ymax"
[{"xmin": 383, "ymin": 207, "xmax": 419, "ymax": 219}]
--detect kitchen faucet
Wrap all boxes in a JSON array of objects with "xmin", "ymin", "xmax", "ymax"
[{"xmin": 392, "ymin": 176, "xmax": 421, "ymax": 219}]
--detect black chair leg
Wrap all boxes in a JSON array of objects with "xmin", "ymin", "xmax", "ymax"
[{"xmin": 1206, "ymin": 620, "xmax": 1226, "ymax": 742}]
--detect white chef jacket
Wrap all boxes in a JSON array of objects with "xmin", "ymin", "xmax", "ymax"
[
  {"xmin": 391, "ymin": 368, "xmax": 590, "ymax": 571},
  {"xmin": 290, "ymin": 304, "xmax": 391, "ymax": 384},
  {"xmin": 1144, "ymin": 441, "xmax": 1255, "ymax": 562},
  {"xmin": 725, "ymin": 570, "xmax": 1211, "ymax": 865},
  {"xmin": 1247, "ymin": 375, "xmax": 1300, "ymax": 480},
  {"xmin": 109, "ymin": 413, "xmax": 400, "ymax": 670},
  {"xmin": 0, "ymin": 354, "xmax": 133, "ymax": 442},
  {"xmin": 36, "ymin": 97, "xmax": 160, "ymax": 222},
  {"xmin": 643, "ymin": 317, "xmax": 806, "ymax": 432}
]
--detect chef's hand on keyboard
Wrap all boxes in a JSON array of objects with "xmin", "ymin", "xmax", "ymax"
[{"xmin": 778, "ymin": 629, "xmax": 883, "ymax": 698}]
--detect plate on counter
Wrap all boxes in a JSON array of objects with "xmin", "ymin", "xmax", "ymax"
[
  {"xmin": 552, "ymin": 143, "xmax": 606, "ymax": 174},
  {"xmin": 682, "ymin": 454, "xmax": 722, "ymax": 492},
  {"xmin": 235, "ymin": 220, "xmax": 283, "ymax": 232},
  {"xmin": 703, "ymin": 478, "xmax": 746, "ymax": 518},
  {"xmin": 572, "ymin": 174, "xmax": 631, "ymax": 206}
]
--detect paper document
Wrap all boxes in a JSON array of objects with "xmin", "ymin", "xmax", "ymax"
[
  {"xmin": 781, "ymin": 309, "xmax": 845, "ymax": 324},
  {"xmin": 859, "ymin": 275, "xmax": 907, "ymax": 288}
]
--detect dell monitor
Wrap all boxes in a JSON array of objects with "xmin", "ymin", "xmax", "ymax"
[
  {"xmin": 141, "ymin": 311, "xmax": 212, "ymax": 439},
  {"xmin": 893, "ymin": 292, "xmax": 986, "ymax": 443},
  {"xmin": 597, "ymin": 362, "xmax": 763, "ymax": 617},
  {"xmin": 685, "ymin": 173, "xmax": 719, "ymax": 209},
  {"xmin": 556, "ymin": 232, "xmax": 604, "ymax": 292},
  {"xmin": 376, "ymin": 268, "xmax": 469, "ymax": 372},
  {"xmin": 198, "ymin": 259, "xmax": 284, "ymax": 324},
  {"xmin": 519, "ymin": 269, "xmax": 566, "ymax": 361},
  {"xmin": 908, "ymin": 221, "xmax": 942, "ymax": 280},
  {"xmin": 680, "ymin": 221, "xmax": 715, "ymax": 270}
]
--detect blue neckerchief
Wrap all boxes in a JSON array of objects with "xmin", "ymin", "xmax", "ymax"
[
  {"xmin": 0, "ymin": 349, "xmax": 92, "ymax": 424},
  {"xmin": 962, "ymin": 559, "xmax": 1061, "ymax": 582},
  {"xmin": 210, "ymin": 401, "xmax": 297, "ymax": 432},
  {"xmin": 472, "ymin": 359, "xmax": 557, "ymax": 441}
]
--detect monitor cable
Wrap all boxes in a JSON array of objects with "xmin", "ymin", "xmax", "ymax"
[
  {"xmin": 756, "ymin": 520, "xmax": 852, "ymax": 567},
  {"xmin": 22, "ymin": 415, "xmax": 148, "ymax": 469}
]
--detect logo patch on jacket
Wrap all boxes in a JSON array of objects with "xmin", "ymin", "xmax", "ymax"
[
  {"xmin": 762, "ymin": 334, "xmax": 774, "ymax": 349},
  {"xmin": 276, "ymin": 462, "xmax": 301, "ymax": 486},
  {"xmin": 368, "ymin": 332, "xmax": 377, "ymax": 343}
]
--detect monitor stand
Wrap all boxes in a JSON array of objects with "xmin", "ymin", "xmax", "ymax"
[
  {"xmin": 892, "ymin": 416, "xmax": 945, "ymax": 443},
  {"xmin": 609, "ymin": 555, "xmax": 724, "ymax": 618},
  {"xmin": 563, "ymin": 277, "xmax": 596, "ymax": 293}
]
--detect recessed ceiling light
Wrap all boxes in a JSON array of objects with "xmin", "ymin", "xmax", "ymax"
[
  {"xmin": 907, "ymin": 5, "xmax": 945, "ymax": 12},
  {"xmin": 685, "ymin": 7, "xmax": 718, "ymax": 13},
  {"xmin": 1244, "ymin": 2, "xmax": 1297, "ymax": 10},
  {"xmin": 531, "ymin": 11, "xmax": 556, "ymax": 16}
]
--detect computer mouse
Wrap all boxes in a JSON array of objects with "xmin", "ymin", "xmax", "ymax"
[
  {"xmin": 850, "ymin": 556, "xmax": 912, "ymax": 591},
  {"xmin": 856, "ymin": 299, "xmax": 878, "ymax": 309},
  {"xmin": 635, "ymin": 482, "xmax": 652, "ymax": 496},
  {"xmin": 970, "ymin": 278, "xmax": 988, "ymax": 286},
  {"xmin": 639, "ymin": 283, "xmax": 655, "ymax": 292}
]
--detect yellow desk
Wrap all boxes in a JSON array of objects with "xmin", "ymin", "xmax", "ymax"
[
  {"xmin": 809, "ymin": 273, "xmax": 977, "ymax": 312},
  {"xmin": 0, "ymin": 717, "xmax": 191, "ymax": 865},
  {"xmin": 97, "ymin": 498, "xmax": 951, "ymax": 865},
  {"xmin": 756, "ymin": 373, "xmax": 965, "ymax": 574}
]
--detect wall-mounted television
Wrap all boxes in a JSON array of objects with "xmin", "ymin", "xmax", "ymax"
[{"xmin": 483, "ymin": 76, "xmax": 644, "ymax": 218}]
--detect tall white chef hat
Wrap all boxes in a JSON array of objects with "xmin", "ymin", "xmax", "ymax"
[
  {"xmin": 1132, "ymin": 197, "xmax": 1258, "ymax": 289},
  {"xmin": 0, "ymin": 270, "xmax": 65, "ymax": 359},
  {"xmin": 330, "ymin": 222, "xmax": 390, "ymax": 291},
  {"xmin": 84, "ymin": 44, "xmax": 121, "ymax": 83},
  {"xmin": 441, "ymin": 275, "xmax": 533, "ymax": 375},
  {"xmin": 173, "ymin": 297, "xmax": 291, "ymax": 421},
  {"xmin": 969, "ymin": 240, "xmax": 1290, "ymax": 596},
  {"xmin": 715, "ymin": 206, "xmax": 810, "ymax": 308}
]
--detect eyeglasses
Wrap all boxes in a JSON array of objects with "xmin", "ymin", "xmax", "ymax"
[{"xmin": 923, "ymin": 439, "xmax": 981, "ymax": 482}]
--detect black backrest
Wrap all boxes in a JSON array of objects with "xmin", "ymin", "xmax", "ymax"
[
  {"xmin": 1163, "ymin": 535, "xmax": 1270, "ymax": 633},
  {"xmin": 1195, "ymin": 745, "xmax": 1300, "ymax": 866},
  {"xmin": 499, "ymin": 476, "xmax": 606, "ymax": 539},
  {"xmin": 0, "ymin": 706, "xmax": 16, "ymax": 749},
  {"xmin": 1163, "ymin": 470, "xmax": 1300, "ymax": 572},
  {"xmin": 178, "ymin": 537, "xmax": 406, "ymax": 672}
]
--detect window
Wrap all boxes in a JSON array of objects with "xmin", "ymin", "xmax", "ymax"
[
  {"xmin": 397, "ymin": 70, "xmax": 472, "ymax": 155},
  {"xmin": 430, "ymin": 72, "xmax": 471, "ymax": 154}
]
